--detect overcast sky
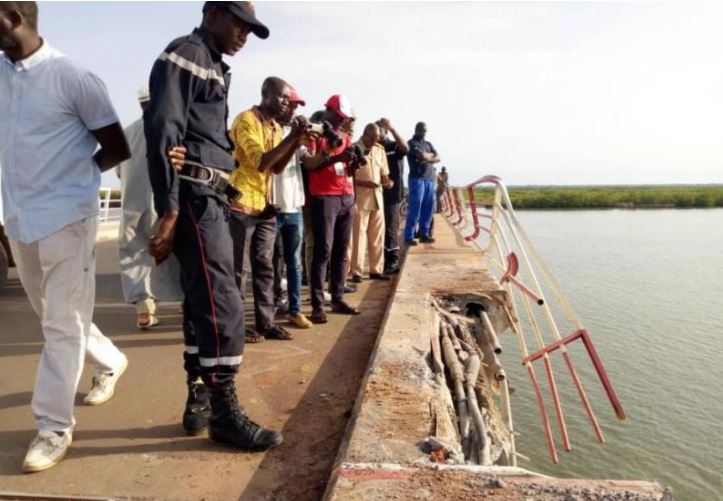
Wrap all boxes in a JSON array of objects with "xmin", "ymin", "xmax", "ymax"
[{"xmin": 34, "ymin": 1, "xmax": 723, "ymax": 187}]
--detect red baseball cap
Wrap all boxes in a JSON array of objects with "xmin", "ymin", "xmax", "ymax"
[
  {"xmin": 288, "ymin": 86, "xmax": 306, "ymax": 106},
  {"xmin": 325, "ymin": 94, "xmax": 354, "ymax": 119}
]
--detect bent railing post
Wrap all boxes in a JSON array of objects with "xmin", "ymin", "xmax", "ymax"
[{"xmin": 454, "ymin": 173, "xmax": 624, "ymax": 462}]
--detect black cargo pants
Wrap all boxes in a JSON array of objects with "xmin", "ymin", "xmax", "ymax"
[{"xmin": 175, "ymin": 194, "xmax": 245, "ymax": 384}]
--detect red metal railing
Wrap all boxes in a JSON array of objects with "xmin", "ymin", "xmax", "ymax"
[{"xmin": 442, "ymin": 176, "xmax": 625, "ymax": 464}]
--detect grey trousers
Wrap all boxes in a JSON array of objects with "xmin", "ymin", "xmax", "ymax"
[
  {"xmin": 229, "ymin": 211, "xmax": 277, "ymax": 332},
  {"xmin": 383, "ymin": 200, "xmax": 401, "ymax": 271}
]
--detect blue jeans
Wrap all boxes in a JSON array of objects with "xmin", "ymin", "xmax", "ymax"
[
  {"xmin": 276, "ymin": 212, "xmax": 304, "ymax": 315},
  {"xmin": 405, "ymin": 177, "xmax": 435, "ymax": 241}
]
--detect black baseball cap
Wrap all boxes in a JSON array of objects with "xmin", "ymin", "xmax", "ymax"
[{"xmin": 205, "ymin": 1, "xmax": 270, "ymax": 39}]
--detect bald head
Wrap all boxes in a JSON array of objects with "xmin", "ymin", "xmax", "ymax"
[
  {"xmin": 261, "ymin": 76, "xmax": 287, "ymax": 96},
  {"xmin": 0, "ymin": 1, "xmax": 41, "ymax": 59},
  {"xmin": 0, "ymin": 1, "xmax": 38, "ymax": 29},
  {"xmin": 260, "ymin": 76, "xmax": 290, "ymax": 119},
  {"xmin": 361, "ymin": 123, "xmax": 380, "ymax": 148}
]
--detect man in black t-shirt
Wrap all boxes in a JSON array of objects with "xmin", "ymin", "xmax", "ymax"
[{"xmin": 377, "ymin": 118, "xmax": 408, "ymax": 274}]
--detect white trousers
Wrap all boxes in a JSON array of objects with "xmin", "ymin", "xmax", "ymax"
[{"xmin": 10, "ymin": 217, "xmax": 126, "ymax": 434}]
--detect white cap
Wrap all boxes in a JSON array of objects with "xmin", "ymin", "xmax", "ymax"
[{"xmin": 137, "ymin": 87, "xmax": 150, "ymax": 103}]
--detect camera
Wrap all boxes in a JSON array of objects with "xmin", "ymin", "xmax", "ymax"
[
  {"xmin": 304, "ymin": 120, "xmax": 343, "ymax": 149},
  {"xmin": 346, "ymin": 144, "xmax": 369, "ymax": 172}
]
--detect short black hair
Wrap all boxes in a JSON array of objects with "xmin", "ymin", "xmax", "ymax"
[
  {"xmin": 0, "ymin": 1, "xmax": 39, "ymax": 29},
  {"xmin": 261, "ymin": 76, "xmax": 287, "ymax": 95}
]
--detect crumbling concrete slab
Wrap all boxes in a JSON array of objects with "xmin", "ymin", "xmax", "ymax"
[{"xmin": 324, "ymin": 216, "xmax": 666, "ymax": 500}]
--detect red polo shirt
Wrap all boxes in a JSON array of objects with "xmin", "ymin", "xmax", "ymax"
[{"xmin": 307, "ymin": 133, "xmax": 354, "ymax": 197}]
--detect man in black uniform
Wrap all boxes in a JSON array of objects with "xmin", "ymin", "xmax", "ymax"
[
  {"xmin": 376, "ymin": 118, "xmax": 409, "ymax": 275},
  {"xmin": 144, "ymin": 1, "xmax": 282, "ymax": 450}
]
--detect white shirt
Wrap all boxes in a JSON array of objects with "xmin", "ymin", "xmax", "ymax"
[
  {"xmin": 118, "ymin": 118, "xmax": 152, "ymax": 214},
  {"xmin": 0, "ymin": 41, "xmax": 119, "ymax": 243},
  {"xmin": 270, "ymin": 128, "xmax": 306, "ymax": 213}
]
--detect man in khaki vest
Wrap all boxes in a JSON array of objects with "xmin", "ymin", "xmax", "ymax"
[{"xmin": 349, "ymin": 123, "xmax": 393, "ymax": 282}]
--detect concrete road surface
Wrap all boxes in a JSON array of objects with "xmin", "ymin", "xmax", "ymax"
[{"xmin": 0, "ymin": 236, "xmax": 394, "ymax": 500}]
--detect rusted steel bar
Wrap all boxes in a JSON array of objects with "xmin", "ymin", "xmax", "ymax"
[
  {"xmin": 453, "ymin": 189, "xmax": 465, "ymax": 226},
  {"xmin": 506, "ymin": 275, "xmax": 544, "ymax": 305},
  {"xmin": 442, "ymin": 189, "xmax": 452, "ymax": 218},
  {"xmin": 464, "ymin": 186, "xmax": 482, "ymax": 242},
  {"xmin": 495, "ymin": 252, "xmax": 545, "ymax": 305},
  {"xmin": 578, "ymin": 330, "xmax": 626, "ymax": 421},
  {"xmin": 562, "ymin": 351, "xmax": 605, "ymax": 444},
  {"xmin": 527, "ymin": 362, "xmax": 558, "ymax": 464},
  {"xmin": 543, "ymin": 356, "xmax": 571, "ymax": 451},
  {"xmin": 523, "ymin": 330, "xmax": 626, "ymax": 422}
]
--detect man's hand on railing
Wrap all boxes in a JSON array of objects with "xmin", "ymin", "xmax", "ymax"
[
  {"xmin": 149, "ymin": 210, "xmax": 178, "ymax": 264},
  {"xmin": 168, "ymin": 145, "xmax": 186, "ymax": 172}
]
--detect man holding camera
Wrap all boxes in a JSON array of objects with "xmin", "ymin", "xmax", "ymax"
[
  {"xmin": 302, "ymin": 95, "xmax": 361, "ymax": 324},
  {"xmin": 377, "ymin": 118, "xmax": 409, "ymax": 275},
  {"xmin": 271, "ymin": 86, "xmax": 313, "ymax": 329},
  {"xmin": 145, "ymin": 2, "xmax": 283, "ymax": 450},
  {"xmin": 1, "ymin": 1, "xmax": 131, "ymax": 472},
  {"xmin": 228, "ymin": 76, "xmax": 311, "ymax": 342},
  {"xmin": 349, "ymin": 124, "xmax": 393, "ymax": 282}
]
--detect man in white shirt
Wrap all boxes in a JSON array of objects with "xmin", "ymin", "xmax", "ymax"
[
  {"xmin": 117, "ymin": 89, "xmax": 182, "ymax": 329},
  {"xmin": 272, "ymin": 87, "xmax": 312, "ymax": 329},
  {"xmin": 0, "ymin": 2, "xmax": 131, "ymax": 472}
]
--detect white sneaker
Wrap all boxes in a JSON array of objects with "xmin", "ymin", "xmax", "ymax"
[
  {"xmin": 83, "ymin": 357, "xmax": 128, "ymax": 405},
  {"xmin": 23, "ymin": 431, "xmax": 72, "ymax": 473},
  {"xmin": 323, "ymin": 291, "xmax": 332, "ymax": 304}
]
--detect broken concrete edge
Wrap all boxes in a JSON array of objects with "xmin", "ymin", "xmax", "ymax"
[
  {"xmin": 321, "ymin": 262, "xmax": 401, "ymax": 499},
  {"xmin": 322, "ymin": 215, "xmax": 667, "ymax": 500},
  {"xmin": 332, "ymin": 461, "xmax": 548, "ymax": 480}
]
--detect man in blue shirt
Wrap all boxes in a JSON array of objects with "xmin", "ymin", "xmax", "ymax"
[
  {"xmin": 0, "ymin": 1, "xmax": 131, "ymax": 472},
  {"xmin": 405, "ymin": 122, "xmax": 441, "ymax": 245}
]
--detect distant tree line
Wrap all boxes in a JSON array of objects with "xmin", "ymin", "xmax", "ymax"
[{"xmin": 466, "ymin": 186, "xmax": 723, "ymax": 209}]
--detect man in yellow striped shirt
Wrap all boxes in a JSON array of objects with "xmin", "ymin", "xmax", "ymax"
[{"xmin": 228, "ymin": 76, "xmax": 310, "ymax": 342}]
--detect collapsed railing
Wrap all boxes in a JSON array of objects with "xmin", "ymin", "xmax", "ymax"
[{"xmin": 441, "ymin": 176, "xmax": 625, "ymax": 464}]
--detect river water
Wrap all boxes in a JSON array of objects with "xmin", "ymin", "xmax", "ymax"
[{"xmin": 486, "ymin": 209, "xmax": 723, "ymax": 499}]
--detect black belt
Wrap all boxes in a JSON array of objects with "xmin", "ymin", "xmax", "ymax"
[{"xmin": 178, "ymin": 160, "xmax": 241, "ymax": 201}]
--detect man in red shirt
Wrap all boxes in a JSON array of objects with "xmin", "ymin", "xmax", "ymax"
[{"xmin": 301, "ymin": 95, "xmax": 361, "ymax": 323}]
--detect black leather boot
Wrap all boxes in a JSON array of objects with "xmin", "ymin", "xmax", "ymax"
[
  {"xmin": 183, "ymin": 378, "xmax": 211, "ymax": 436},
  {"xmin": 208, "ymin": 380, "xmax": 283, "ymax": 450}
]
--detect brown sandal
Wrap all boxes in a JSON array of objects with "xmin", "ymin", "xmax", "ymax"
[
  {"xmin": 331, "ymin": 301, "xmax": 360, "ymax": 315},
  {"xmin": 245, "ymin": 328, "xmax": 265, "ymax": 344},
  {"xmin": 310, "ymin": 310, "xmax": 328, "ymax": 324},
  {"xmin": 262, "ymin": 325, "xmax": 294, "ymax": 341}
]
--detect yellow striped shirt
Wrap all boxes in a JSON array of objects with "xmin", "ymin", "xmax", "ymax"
[{"xmin": 228, "ymin": 107, "xmax": 282, "ymax": 212}]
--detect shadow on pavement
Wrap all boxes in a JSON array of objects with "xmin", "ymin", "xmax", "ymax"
[{"xmin": 237, "ymin": 278, "xmax": 394, "ymax": 501}]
